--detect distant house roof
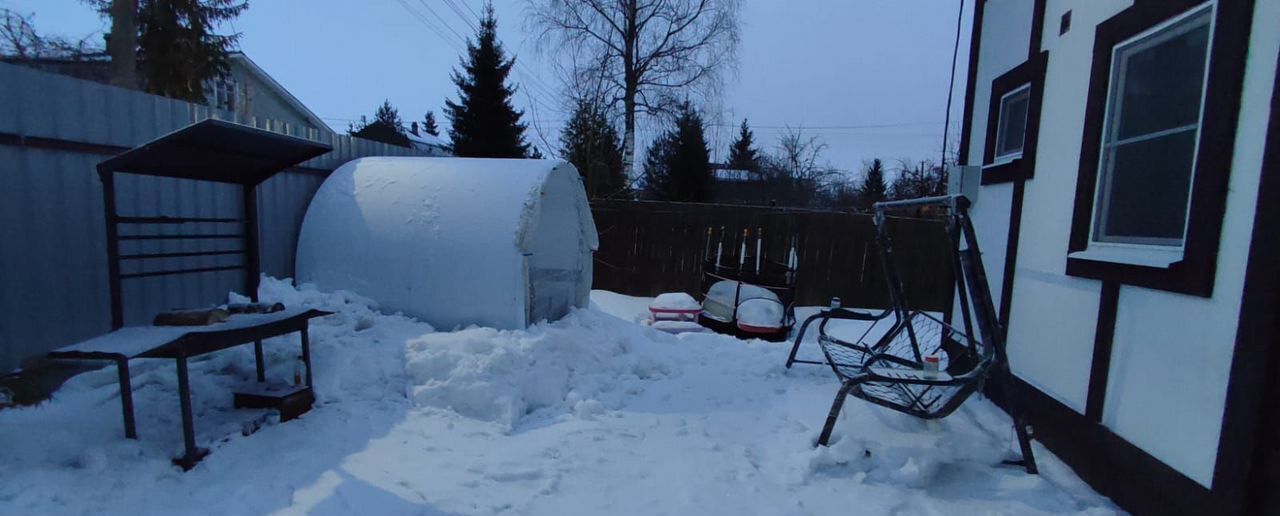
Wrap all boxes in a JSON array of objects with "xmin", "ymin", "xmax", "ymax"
[
  {"xmin": 405, "ymin": 130, "xmax": 448, "ymax": 149},
  {"xmin": 226, "ymin": 52, "xmax": 330, "ymax": 133},
  {"xmin": 714, "ymin": 168, "xmax": 754, "ymax": 182},
  {"xmin": 0, "ymin": 53, "xmax": 112, "ymax": 84},
  {"xmin": 350, "ymin": 121, "xmax": 411, "ymax": 148}
]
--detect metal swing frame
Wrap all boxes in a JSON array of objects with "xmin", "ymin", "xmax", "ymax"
[{"xmin": 787, "ymin": 194, "xmax": 1038, "ymax": 474}]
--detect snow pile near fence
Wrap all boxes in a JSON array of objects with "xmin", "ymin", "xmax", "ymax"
[{"xmin": 0, "ymin": 283, "xmax": 1119, "ymax": 515}]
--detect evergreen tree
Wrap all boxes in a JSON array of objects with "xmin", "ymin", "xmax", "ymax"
[
  {"xmin": 560, "ymin": 99, "xmax": 625, "ymax": 198},
  {"xmin": 726, "ymin": 118, "xmax": 758, "ymax": 172},
  {"xmin": 641, "ymin": 133, "xmax": 676, "ymax": 200},
  {"xmin": 94, "ymin": 0, "xmax": 248, "ymax": 102},
  {"xmin": 375, "ymin": 100, "xmax": 404, "ymax": 132},
  {"xmin": 856, "ymin": 158, "xmax": 889, "ymax": 211},
  {"xmin": 423, "ymin": 110, "xmax": 440, "ymax": 137},
  {"xmin": 444, "ymin": 4, "xmax": 530, "ymax": 158},
  {"xmin": 643, "ymin": 102, "xmax": 712, "ymax": 202}
]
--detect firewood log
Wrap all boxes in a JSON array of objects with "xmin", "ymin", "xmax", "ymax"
[
  {"xmin": 153, "ymin": 308, "xmax": 230, "ymax": 326},
  {"xmin": 225, "ymin": 302, "xmax": 286, "ymax": 314}
]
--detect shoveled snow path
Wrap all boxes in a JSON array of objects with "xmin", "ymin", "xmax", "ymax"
[{"xmin": 0, "ymin": 282, "xmax": 1119, "ymax": 515}]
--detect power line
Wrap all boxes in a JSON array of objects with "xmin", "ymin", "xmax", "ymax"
[
  {"xmin": 442, "ymin": 0, "xmax": 479, "ymax": 31},
  {"xmin": 394, "ymin": 0, "xmax": 464, "ymax": 53},
  {"xmin": 415, "ymin": 0, "xmax": 469, "ymax": 44}
]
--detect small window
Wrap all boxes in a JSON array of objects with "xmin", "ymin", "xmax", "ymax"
[
  {"xmin": 211, "ymin": 77, "xmax": 240, "ymax": 112},
  {"xmin": 994, "ymin": 84, "xmax": 1032, "ymax": 162},
  {"xmin": 1089, "ymin": 4, "xmax": 1213, "ymax": 248}
]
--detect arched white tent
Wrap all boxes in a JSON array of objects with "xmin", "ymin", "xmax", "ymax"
[{"xmin": 295, "ymin": 157, "xmax": 598, "ymax": 330}]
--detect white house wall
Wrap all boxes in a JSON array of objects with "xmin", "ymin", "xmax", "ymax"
[
  {"xmin": 1003, "ymin": 0, "xmax": 1131, "ymax": 414},
  {"xmin": 975, "ymin": 0, "xmax": 1280, "ymax": 488},
  {"xmin": 1102, "ymin": 0, "xmax": 1280, "ymax": 487},
  {"xmin": 954, "ymin": 0, "xmax": 1033, "ymax": 365}
]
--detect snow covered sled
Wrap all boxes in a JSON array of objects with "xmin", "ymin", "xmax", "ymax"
[
  {"xmin": 645, "ymin": 293, "xmax": 706, "ymax": 334},
  {"xmin": 697, "ymin": 227, "xmax": 798, "ymax": 342}
]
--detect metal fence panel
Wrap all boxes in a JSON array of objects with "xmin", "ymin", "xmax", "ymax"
[{"xmin": 0, "ymin": 62, "xmax": 427, "ymax": 370}]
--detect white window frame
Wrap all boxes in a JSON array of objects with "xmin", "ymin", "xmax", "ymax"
[
  {"xmin": 211, "ymin": 76, "xmax": 241, "ymax": 113},
  {"xmin": 992, "ymin": 83, "xmax": 1032, "ymax": 164},
  {"xmin": 1070, "ymin": 1, "xmax": 1215, "ymax": 268}
]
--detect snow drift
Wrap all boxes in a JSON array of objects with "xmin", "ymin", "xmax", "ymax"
[{"xmin": 295, "ymin": 157, "xmax": 599, "ymax": 330}]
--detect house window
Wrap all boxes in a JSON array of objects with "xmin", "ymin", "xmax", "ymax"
[
  {"xmin": 211, "ymin": 77, "xmax": 240, "ymax": 112},
  {"xmin": 994, "ymin": 84, "xmax": 1032, "ymax": 163},
  {"xmin": 1065, "ymin": 0, "xmax": 1252, "ymax": 297},
  {"xmin": 1090, "ymin": 4, "xmax": 1212, "ymax": 249},
  {"xmin": 980, "ymin": 52, "xmax": 1047, "ymax": 184}
]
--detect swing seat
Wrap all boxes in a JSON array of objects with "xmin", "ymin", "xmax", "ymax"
[
  {"xmin": 791, "ymin": 194, "xmax": 1037, "ymax": 474},
  {"xmin": 819, "ymin": 310, "xmax": 992, "ymax": 422}
]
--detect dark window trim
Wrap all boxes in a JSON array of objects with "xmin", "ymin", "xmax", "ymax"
[
  {"xmin": 1065, "ymin": 0, "xmax": 1254, "ymax": 297},
  {"xmin": 981, "ymin": 51, "xmax": 1048, "ymax": 185}
]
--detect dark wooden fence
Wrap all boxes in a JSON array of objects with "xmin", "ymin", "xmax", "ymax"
[{"xmin": 590, "ymin": 200, "xmax": 955, "ymax": 311}]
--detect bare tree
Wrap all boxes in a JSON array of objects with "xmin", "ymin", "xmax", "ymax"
[
  {"xmin": 757, "ymin": 126, "xmax": 841, "ymax": 207},
  {"xmin": 0, "ymin": 9, "xmax": 101, "ymax": 59},
  {"xmin": 889, "ymin": 158, "xmax": 948, "ymax": 201},
  {"xmin": 529, "ymin": 0, "xmax": 740, "ymax": 179}
]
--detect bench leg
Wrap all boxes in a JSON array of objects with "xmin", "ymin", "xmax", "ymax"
[
  {"xmin": 253, "ymin": 339, "xmax": 266, "ymax": 383},
  {"xmin": 113, "ymin": 356, "xmax": 137, "ymax": 439},
  {"xmin": 816, "ymin": 380, "xmax": 858, "ymax": 447},
  {"xmin": 173, "ymin": 352, "xmax": 207, "ymax": 470},
  {"xmin": 300, "ymin": 323, "xmax": 313, "ymax": 388}
]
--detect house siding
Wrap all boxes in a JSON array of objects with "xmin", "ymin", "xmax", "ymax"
[
  {"xmin": 966, "ymin": 0, "xmax": 1280, "ymax": 498},
  {"xmin": 224, "ymin": 59, "xmax": 327, "ymax": 137}
]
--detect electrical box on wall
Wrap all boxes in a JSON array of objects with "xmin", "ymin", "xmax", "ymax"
[{"xmin": 947, "ymin": 165, "xmax": 981, "ymax": 204}]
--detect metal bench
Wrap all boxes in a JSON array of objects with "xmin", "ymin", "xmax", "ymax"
[{"xmin": 47, "ymin": 307, "xmax": 331, "ymax": 469}]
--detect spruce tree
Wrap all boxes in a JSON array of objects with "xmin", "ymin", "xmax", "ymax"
[
  {"xmin": 94, "ymin": 0, "xmax": 248, "ymax": 102},
  {"xmin": 726, "ymin": 119, "xmax": 758, "ymax": 172},
  {"xmin": 856, "ymin": 158, "xmax": 889, "ymax": 211},
  {"xmin": 423, "ymin": 110, "xmax": 440, "ymax": 137},
  {"xmin": 560, "ymin": 99, "xmax": 625, "ymax": 198},
  {"xmin": 444, "ymin": 4, "xmax": 530, "ymax": 158},
  {"xmin": 374, "ymin": 100, "xmax": 404, "ymax": 132},
  {"xmin": 643, "ymin": 102, "xmax": 712, "ymax": 202},
  {"xmin": 641, "ymin": 133, "xmax": 676, "ymax": 200}
]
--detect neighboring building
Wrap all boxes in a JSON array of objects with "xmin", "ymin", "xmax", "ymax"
[
  {"xmin": 710, "ymin": 165, "xmax": 817, "ymax": 207},
  {"xmin": 349, "ymin": 121, "xmax": 452, "ymax": 157},
  {"xmin": 954, "ymin": 1, "xmax": 1279, "ymax": 514},
  {"xmin": 709, "ymin": 166, "xmax": 769, "ymax": 205},
  {"xmin": 405, "ymin": 124, "xmax": 452, "ymax": 156},
  {"xmin": 210, "ymin": 53, "xmax": 332, "ymax": 139},
  {"xmin": 2, "ymin": 51, "xmax": 331, "ymax": 139},
  {"xmin": 0, "ymin": 53, "xmax": 111, "ymax": 83}
]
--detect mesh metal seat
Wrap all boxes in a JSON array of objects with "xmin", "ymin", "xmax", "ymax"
[{"xmin": 788, "ymin": 195, "xmax": 1038, "ymax": 474}]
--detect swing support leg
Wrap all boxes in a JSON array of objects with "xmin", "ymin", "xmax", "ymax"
[{"xmin": 816, "ymin": 380, "xmax": 858, "ymax": 447}]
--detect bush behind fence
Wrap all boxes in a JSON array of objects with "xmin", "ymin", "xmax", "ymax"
[{"xmin": 590, "ymin": 200, "xmax": 955, "ymax": 311}]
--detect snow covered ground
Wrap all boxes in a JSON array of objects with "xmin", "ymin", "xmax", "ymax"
[{"xmin": 0, "ymin": 279, "xmax": 1119, "ymax": 515}]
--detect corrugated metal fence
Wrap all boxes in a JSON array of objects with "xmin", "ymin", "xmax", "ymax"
[{"xmin": 0, "ymin": 62, "xmax": 426, "ymax": 371}]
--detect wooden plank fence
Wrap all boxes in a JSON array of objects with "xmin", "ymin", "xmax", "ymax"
[{"xmin": 590, "ymin": 200, "xmax": 955, "ymax": 311}]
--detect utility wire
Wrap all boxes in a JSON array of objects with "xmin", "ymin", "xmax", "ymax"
[{"xmin": 941, "ymin": 0, "xmax": 966, "ymax": 166}]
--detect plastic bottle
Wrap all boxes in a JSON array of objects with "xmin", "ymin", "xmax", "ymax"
[{"xmin": 293, "ymin": 356, "xmax": 304, "ymax": 386}]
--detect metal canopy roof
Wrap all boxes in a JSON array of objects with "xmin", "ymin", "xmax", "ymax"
[{"xmin": 96, "ymin": 119, "xmax": 332, "ymax": 185}]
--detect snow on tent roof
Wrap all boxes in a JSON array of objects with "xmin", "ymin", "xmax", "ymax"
[{"xmin": 294, "ymin": 157, "xmax": 598, "ymax": 330}]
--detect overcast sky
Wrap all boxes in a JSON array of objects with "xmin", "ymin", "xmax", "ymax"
[{"xmin": 3, "ymin": 0, "xmax": 972, "ymax": 177}]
